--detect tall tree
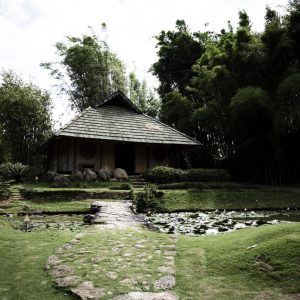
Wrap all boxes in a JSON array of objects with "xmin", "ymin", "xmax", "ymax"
[
  {"xmin": 128, "ymin": 72, "xmax": 161, "ymax": 118},
  {"xmin": 41, "ymin": 32, "xmax": 127, "ymax": 112},
  {"xmin": 0, "ymin": 71, "xmax": 52, "ymax": 164},
  {"xmin": 151, "ymin": 20, "xmax": 204, "ymax": 98}
]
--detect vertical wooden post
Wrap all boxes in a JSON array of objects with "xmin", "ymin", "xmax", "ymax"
[
  {"xmin": 55, "ymin": 139, "xmax": 59, "ymax": 172},
  {"xmin": 99, "ymin": 140, "xmax": 102, "ymax": 169},
  {"xmin": 73, "ymin": 138, "xmax": 77, "ymax": 171},
  {"xmin": 146, "ymin": 144, "xmax": 150, "ymax": 169}
]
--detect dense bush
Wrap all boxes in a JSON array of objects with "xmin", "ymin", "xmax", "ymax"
[
  {"xmin": 158, "ymin": 182, "xmax": 251, "ymax": 190},
  {"xmin": 144, "ymin": 166, "xmax": 184, "ymax": 183},
  {"xmin": 145, "ymin": 166, "xmax": 231, "ymax": 184},
  {"xmin": 182, "ymin": 168, "xmax": 231, "ymax": 182},
  {"xmin": 134, "ymin": 184, "xmax": 164, "ymax": 213}
]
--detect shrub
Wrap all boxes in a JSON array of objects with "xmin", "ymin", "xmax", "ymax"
[
  {"xmin": 145, "ymin": 166, "xmax": 231, "ymax": 184},
  {"xmin": 144, "ymin": 166, "xmax": 184, "ymax": 183},
  {"xmin": 181, "ymin": 168, "xmax": 231, "ymax": 182},
  {"xmin": 158, "ymin": 182, "xmax": 248, "ymax": 190},
  {"xmin": 109, "ymin": 183, "xmax": 132, "ymax": 190},
  {"xmin": 0, "ymin": 181, "xmax": 10, "ymax": 200},
  {"xmin": 158, "ymin": 182, "xmax": 207, "ymax": 190},
  {"xmin": 134, "ymin": 184, "xmax": 164, "ymax": 213},
  {"xmin": 0, "ymin": 162, "xmax": 30, "ymax": 182}
]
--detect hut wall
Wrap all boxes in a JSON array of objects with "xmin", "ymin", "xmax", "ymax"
[
  {"xmin": 73, "ymin": 138, "xmax": 101, "ymax": 171},
  {"xmin": 148, "ymin": 145, "xmax": 169, "ymax": 169},
  {"xmin": 102, "ymin": 142, "xmax": 115, "ymax": 171},
  {"xmin": 47, "ymin": 138, "xmax": 173, "ymax": 174},
  {"xmin": 135, "ymin": 144, "xmax": 147, "ymax": 173}
]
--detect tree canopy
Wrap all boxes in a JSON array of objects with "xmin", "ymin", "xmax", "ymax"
[
  {"xmin": 152, "ymin": 1, "xmax": 300, "ymax": 184},
  {"xmin": 42, "ymin": 30, "xmax": 160, "ymax": 116},
  {"xmin": 0, "ymin": 71, "xmax": 52, "ymax": 164}
]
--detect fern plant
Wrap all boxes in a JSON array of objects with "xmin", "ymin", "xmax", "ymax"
[{"xmin": 0, "ymin": 162, "xmax": 29, "ymax": 182}]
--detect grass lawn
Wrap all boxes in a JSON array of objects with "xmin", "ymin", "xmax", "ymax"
[
  {"xmin": 0, "ymin": 216, "xmax": 299, "ymax": 299},
  {"xmin": 161, "ymin": 189, "xmax": 300, "ymax": 212},
  {"xmin": 0, "ymin": 220, "xmax": 76, "ymax": 300},
  {"xmin": 0, "ymin": 198, "xmax": 92, "ymax": 214},
  {"xmin": 15, "ymin": 181, "xmax": 130, "ymax": 192},
  {"xmin": 52, "ymin": 228, "xmax": 176, "ymax": 298},
  {"xmin": 175, "ymin": 223, "xmax": 300, "ymax": 299}
]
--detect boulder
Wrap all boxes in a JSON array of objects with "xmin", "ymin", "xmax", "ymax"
[
  {"xmin": 98, "ymin": 166, "xmax": 111, "ymax": 181},
  {"xmin": 83, "ymin": 214, "xmax": 95, "ymax": 225},
  {"xmin": 52, "ymin": 175, "xmax": 70, "ymax": 188},
  {"xmin": 46, "ymin": 171, "xmax": 58, "ymax": 182},
  {"xmin": 83, "ymin": 169, "xmax": 97, "ymax": 182},
  {"xmin": 113, "ymin": 168, "xmax": 129, "ymax": 180},
  {"xmin": 70, "ymin": 170, "xmax": 83, "ymax": 181}
]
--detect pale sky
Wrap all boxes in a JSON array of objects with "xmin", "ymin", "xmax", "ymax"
[{"xmin": 0, "ymin": 0, "xmax": 288, "ymax": 128}]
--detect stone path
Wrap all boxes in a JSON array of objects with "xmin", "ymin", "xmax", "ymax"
[
  {"xmin": 93, "ymin": 201, "xmax": 145, "ymax": 229},
  {"xmin": 46, "ymin": 200, "xmax": 178, "ymax": 300}
]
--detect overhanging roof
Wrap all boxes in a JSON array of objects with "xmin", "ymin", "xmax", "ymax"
[{"xmin": 52, "ymin": 91, "xmax": 200, "ymax": 146}]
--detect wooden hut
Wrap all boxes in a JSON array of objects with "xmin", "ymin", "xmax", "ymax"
[{"xmin": 41, "ymin": 91, "xmax": 200, "ymax": 174}]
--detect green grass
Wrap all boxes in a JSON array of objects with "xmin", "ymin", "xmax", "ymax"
[
  {"xmin": 175, "ymin": 223, "xmax": 300, "ymax": 299},
  {"xmin": 15, "ymin": 181, "xmax": 130, "ymax": 192},
  {"xmin": 0, "ymin": 198, "xmax": 92, "ymax": 214},
  {"xmin": 53, "ymin": 228, "xmax": 176, "ymax": 298},
  {"xmin": 0, "ymin": 220, "xmax": 76, "ymax": 300},
  {"xmin": 161, "ymin": 189, "xmax": 300, "ymax": 212}
]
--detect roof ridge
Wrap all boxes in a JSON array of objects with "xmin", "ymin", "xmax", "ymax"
[
  {"xmin": 143, "ymin": 114, "xmax": 201, "ymax": 145},
  {"xmin": 96, "ymin": 90, "xmax": 142, "ymax": 113}
]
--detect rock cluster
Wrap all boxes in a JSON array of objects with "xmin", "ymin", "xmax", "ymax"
[
  {"xmin": 48, "ymin": 166, "xmax": 129, "ymax": 184},
  {"xmin": 145, "ymin": 210, "xmax": 282, "ymax": 236}
]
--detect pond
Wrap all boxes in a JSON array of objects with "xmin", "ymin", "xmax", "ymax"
[{"xmin": 144, "ymin": 210, "xmax": 300, "ymax": 236}]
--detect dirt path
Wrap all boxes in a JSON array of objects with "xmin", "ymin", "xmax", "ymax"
[{"xmin": 93, "ymin": 201, "xmax": 145, "ymax": 229}]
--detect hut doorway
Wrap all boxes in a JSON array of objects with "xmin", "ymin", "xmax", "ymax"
[{"xmin": 115, "ymin": 143, "xmax": 135, "ymax": 174}]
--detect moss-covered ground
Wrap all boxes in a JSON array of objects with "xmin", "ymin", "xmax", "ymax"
[
  {"xmin": 0, "ymin": 182, "xmax": 299, "ymax": 299},
  {"xmin": 161, "ymin": 189, "xmax": 300, "ymax": 212}
]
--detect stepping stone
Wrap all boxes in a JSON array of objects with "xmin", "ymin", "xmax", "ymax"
[
  {"xmin": 106, "ymin": 271, "xmax": 117, "ymax": 279},
  {"xmin": 154, "ymin": 275, "xmax": 176, "ymax": 290},
  {"xmin": 54, "ymin": 275, "xmax": 81, "ymax": 287},
  {"xmin": 112, "ymin": 291, "xmax": 179, "ymax": 300},
  {"xmin": 71, "ymin": 281, "xmax": 105, "ymax": 300},
  {"xmin": 45, "ymin": 255, "xmax": 61, "ymax": 269},
  {"xmin": 51, "ymin": 265, "xmax": 74, "ymax": 278}
]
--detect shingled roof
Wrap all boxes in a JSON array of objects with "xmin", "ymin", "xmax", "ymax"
[{"xmin": 54, "ymin": 91, "xmax": 200, "ymax": 146}]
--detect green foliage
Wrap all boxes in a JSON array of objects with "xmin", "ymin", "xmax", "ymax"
[
  {"xmin": 109, "ymin": 183, "xmax": 132, "ymax": 190},
  {"xmin": 0, "ymin": 71, "xmax": 52, "ymax": 164},
  {"xmin": 0, "ymin": 181, "xmax": 10, "ymax": 200},
  {"xmin": 42, "ymin": 30, "xmax": 160, "ymax": 117},
  {"xmin": 275, "ymin": 73, "xmax": 300, "ymax": 132},
  {"xmin": 41, "ymin": 32, "xmax": 127, "ymax": 112},
  {"xmin": 134, "ymin": 184, "xmax": 164, "ymax": 213},
  {"xmin": 182, "ymin": 168, "xmax": 231, "ymax": 182},
  {"xmin": 145, "ymin": 166, "xmax": 230, "ymax": 184},
  {"xmin": 129, "ymin": 72, "xmax": 161, "ymax": 118},
  {"xmin": 152, "ymin": 3, "xmax": 300, "ymax": 183},
  {"xmin": 151, "ymin": 19, "xmax": 204, "ymax": 97},
  {"xmin": 145, "ymin": 166, "xmax": 184, "ymax": 183},
  {"xmin": 0, "ymin": 162, "xmax": 30, "ymax": 182}
]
